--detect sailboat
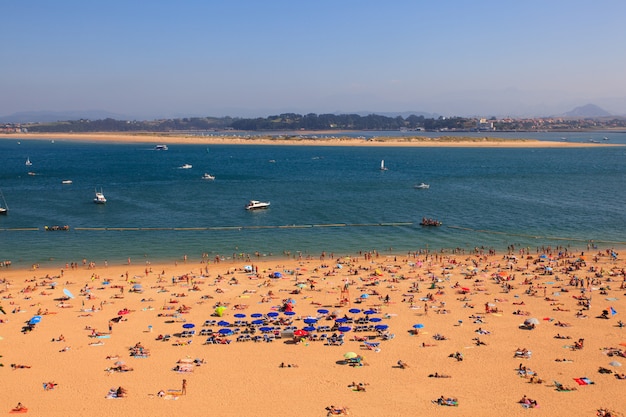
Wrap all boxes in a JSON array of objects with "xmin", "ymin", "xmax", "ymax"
[
  {"xmin": 25, "ymin": 157, "xmax": 32, "ymax": 166},
  {"xmin": 0, "ymin": 189, "xmax": 8, "ymax": 215},
  {"xmin": 380, "ymin": 159, "xmax": 388, "ymax": 171}
]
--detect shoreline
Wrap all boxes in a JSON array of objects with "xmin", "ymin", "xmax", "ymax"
[{"xmin": 2, "ymin": 132, "xmax": 622, "ymax": 148}]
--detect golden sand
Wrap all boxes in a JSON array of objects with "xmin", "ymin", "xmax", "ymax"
[
  {"xmin": 1, "ymin": 249, "xmax": 625, "ymax": 416},
  {"xmin": 3, "ymin": 132, "xmax": 620, "ymax": 148}
]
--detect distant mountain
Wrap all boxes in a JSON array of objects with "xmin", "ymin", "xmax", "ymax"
[
  {"xmin": 0, "ymin": 110, "xmax": 128, "ymax": 124},
  {"xmin": 563, "ymin": 104, "xmax": 611, "ymax": 118}
]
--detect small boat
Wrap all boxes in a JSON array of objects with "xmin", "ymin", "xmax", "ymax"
[
  {"xmin": 28, "ymin": 171, "xmax": 36, "ymax": 176},
  {"xmin": 245, "ymin": 200, "xmax": 270, "ymax": 210},
  {"xmin": 62, "ymin": 180, "xmax": 73, "ymax": 184},
  {"xmin": 179, "ymin": 164, "xmax": 192, "ymax": 169},
  {"xmin": 94, "ymin": 188, "xmax": 107, "ymax": 204},
  {"xmin": 44, "ymin": 225, "xmax": 70, "ymax": 231},
  {"xmin": 414, "ymin": 183, "xmax": 430, "ymax": 189},
  {"xmin": 202, "ymin": 173, "xmax": 215, "ymax": 180},
  {"xmin": 420, "ymin": 217, "xmax": 442, "ymax": 227},
  {"xmin": 0, "ymin": 189, "xmax": 8, "ymax": 215},
  {"xmin": 380, "ymin": 159, "xmax": 388, "ymax": 171},
  {"xmin": 154, "ymin": 144, "xmax": 169, "ymax": 151},
  {"xmin": 25, "ymin": 157, "xmax": 32, "ymax": 166}
]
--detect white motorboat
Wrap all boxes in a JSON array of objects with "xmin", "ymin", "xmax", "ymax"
[
  {"xmin": 245, "ymin": 200, "xmax": 270, "ymax": 210},
  {"xmin": 94, "ymin": 188, "xmax": 107, "ymax": 204},
  {"xmin": 414, "ymin": 183, "xmax": 430, "ymax": 189},
  {"xmin": 180, "ymin": 164, "xmax": 192, "ymax": 169},
  {"xmin": 202, "ymin": 173, "xmax": 215, "ymax": 180},
  {"xmin": 154, "ymin": 144, "xmax": 169, "ymax": 151},
  {"xmin": 62, "ymin": 180, "xmax": 73, "ymax": 184}
]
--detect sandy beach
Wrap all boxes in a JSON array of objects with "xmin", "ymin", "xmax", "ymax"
[
  {"xmin": 1, "ymin": 247, "xmax": 625, "ymax": 416},
  {"xmin": 2, "ymin": 132, "xmax": 620, "ymax": 148}
]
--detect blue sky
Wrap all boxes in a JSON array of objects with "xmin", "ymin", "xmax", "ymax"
[{"xmin": 3, "ymin": 0, "xmax": 626, "ymax": 119}]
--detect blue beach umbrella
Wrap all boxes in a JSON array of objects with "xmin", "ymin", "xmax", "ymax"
[
  {"xmin": 63, "ymin": 288, "xmax": 74, "ymax": 299},
  {"xmin": 283, "ymin": 311, "xmax": 295, "ymax": 316},
  {"xmin": 267, "ymin": 312, "xmax": 279, "ymax": 318},
  {"xmin": 360, "ymin": 293, "xmax": 369, "ymax": 299},
  {"xmin": 217, "ymin": 320, "xmax": 230, "ymax": 327},
  {"xmin": 29, "ymin": 315, "xmax": 42, "ymax": 325},
  {"xmin": 335, "ymin": 317, "xmax": 347, "ymax": 323},
  {"xmin": 234, "ymin": 313, "xmax": 246, "ymax": 318},
  {"xmin": 375, "ymin": 324, "xmax": 388, "ymax": 331},
  {"xmin": 259, "ymin": 326, "xmax": 273, "ymax": 332},
  {"xmin": 317, "ymin": 309, "xmax": 329, "ymax": 314},
  {"xmin": 218, "ymin": 328, "xmax": 233, "ymax": 335},
  {"xmin": 369, "ymin": 317, "xmax": 382, "ymax": 323},
  {"xmin": 413, "ymin": 324, "xmax": 424, "ymax": 329},
  {"xmin": 364, "ymin": 310, "xmax": 377, "ymax": 315},
  {"xmin": 251, "ymin": 313, "xmax": 263, "ymax": 318},
  {"xmin": 252, "ymin": 319, "xmax": 265, "ymax": 325},
  {"xmin": 304, "ymin": 318, "xmax": 318, "ymax": 324},
  {"xmin": 182, "ymin": 323, "xmax": 195, "ymax": 329},
  {"xmin": 349, "ymin": 308, "xmax": 361, "ymax": 314},
  {"xmin": 338, "ymin": 326, "xmax": 352, "ymax": 333},
  {"xmin": 303, "ymin": 326, "xmax": 317, "ymax": 332}
]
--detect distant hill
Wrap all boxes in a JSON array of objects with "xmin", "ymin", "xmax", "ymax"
[
  {"xmin": 564, "ymin": 104, "xmax": 611, "ymax": 118},
  {"xmin": 0, "ymin": 110, "xmax": 127, "ymax": 124}
]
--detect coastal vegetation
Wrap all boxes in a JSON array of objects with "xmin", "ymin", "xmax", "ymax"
[{"xmin": 4, "ymin": 112, "xmax": 626, "ymax": 134}]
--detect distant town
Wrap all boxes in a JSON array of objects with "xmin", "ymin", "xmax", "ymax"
[{"xmin": 2, "ymin": 113, "xmax": 626, "ymax": 134}]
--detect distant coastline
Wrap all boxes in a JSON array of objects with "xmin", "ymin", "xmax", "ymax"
[{"xmin": 2, "ymin": 132, "xmax": 622, "ymax": 148}]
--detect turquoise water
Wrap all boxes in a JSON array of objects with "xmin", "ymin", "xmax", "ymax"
[{"xmin": 1, "ymin": 135, "xmax": 625, "ymax": 267}]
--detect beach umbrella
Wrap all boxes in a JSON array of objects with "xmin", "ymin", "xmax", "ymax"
[
  {"xmin": 364, "ymin": 310, "xmax": 377, "ymax": 315},
  {"xmin": 214, "ymin": 306, "xmax": 227, "ymax": 317},
  {"xmin": 29, "ymin": 315, "xmax": 42, "ymax": 325},
  {"xmin": 304, "ymin": 318, "xmax": 318, "ymax": 325},
  {"xmin": 303, "ymin": 326, "xmax": 317, "ymax": 332},
  {"xmin": 335, "ymin": 317, "xmax": 347, "ymax": 323},
  {"xmin": 294, "ymin": 329, "xmax": 308, "ymax": 337},
  {"xmin": 349, "ymin": 308, "xmax": 361, "ymax": 314},
  {"xmin": 317, "ymin": 309, "xmax": 329, "ymax": 314},
  {"xmin": 218, "ymin": 328, "xmax": 233, "ymax": 335},
  {"xmin": 360, "ymin": 293, "xmax": 369, "ymax": 299},
  {"xmin": 217, "ymin": 320, "xmax": 231, "ymax": 327},
  {"xmin": 132, "ymin": 284, "xmax": 142, "ymax": 289},
  {"xmin": 272, "ymin": 272, "xmax": 282, "ymax": 278},
  {"xmin": 413, "ymin": 324, "xmax": 424, "ymax": 329},
  {"xmin": 234, "ymin": 313, "xmax": 246, "ymax": 318},
  {"xmin": 259, "ymin": 326, "xmax": 274, "ymax": 333},
  {"xmin": 182, "ymin": 323, "xmax": 195, "ymax": 329},
  {"xmin": 283, "ymin": 311, "xmax": 295, "ymax": 316},
  {"xmin": 524, "ymin": 318, "xmax": 540, "ymax": 326},
  {"xmin": 338, "ymin": 326, "xmax": 352, "ymax": 333},
  {"xmin": 369, "ymin": 317, "xmax": 382, "ymax": 323},
  {"xmin": 251, "ymin": 313, "xmax": 263, "ymax": 318},
  {"xmin": 244, "ymin": 265, "xmax": 253, "ymax": 272},
  {"xmin": 267, "ymin": 312, "xmax": 279, "ymax": 318},
  {"xmin": 344, "ymin": 352, "xmax": 358, "ymax": 359},
  {"xmin": 251, "ymin": 319, "xmax": 265, "ymax": 325},
  {"xmin": 63, "ymin": 288, "xmax": 74, "ymax": 299},
  {"xmin": 286, "ymin": 298, "xmax": 296, "ymax": 306},
  {"xmin": 609, "ymin": 361, "xmax": 622, "ymax": 367},
  {"xmin": 375, "ymin": 324, "xmax": 388, "ymax": 331}
]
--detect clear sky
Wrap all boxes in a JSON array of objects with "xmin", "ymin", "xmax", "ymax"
[{"xmin": 3, "ymin": 0, "xmax": 626, "ymax": 119}]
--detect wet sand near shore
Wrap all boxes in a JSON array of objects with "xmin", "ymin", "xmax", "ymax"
[{"xmin": 1, "ymin": 248, "xmax": 625, "ymax": 416}]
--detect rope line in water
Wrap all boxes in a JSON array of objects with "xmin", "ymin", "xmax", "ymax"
[{"xmin": 2, "ymin": 224, "xmax": 624, "ymax": 245}]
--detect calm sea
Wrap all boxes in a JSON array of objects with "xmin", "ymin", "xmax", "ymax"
[{"xmin": 1, "ymin": 132, "xmax": 625, "ymax": 267}]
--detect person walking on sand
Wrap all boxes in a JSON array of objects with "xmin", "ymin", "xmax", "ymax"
[{"xmin": 182, "ymin": 379, "xmax": 187, "ymax": 395}]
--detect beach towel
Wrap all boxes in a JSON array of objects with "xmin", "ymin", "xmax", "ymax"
[
  {"xmin": 9, "ymin": 408, "xmax": 28, "ymax": 414},
  {"xmin": 574, "ymin": 377, "xmax": 594, "ymax": 385}
]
